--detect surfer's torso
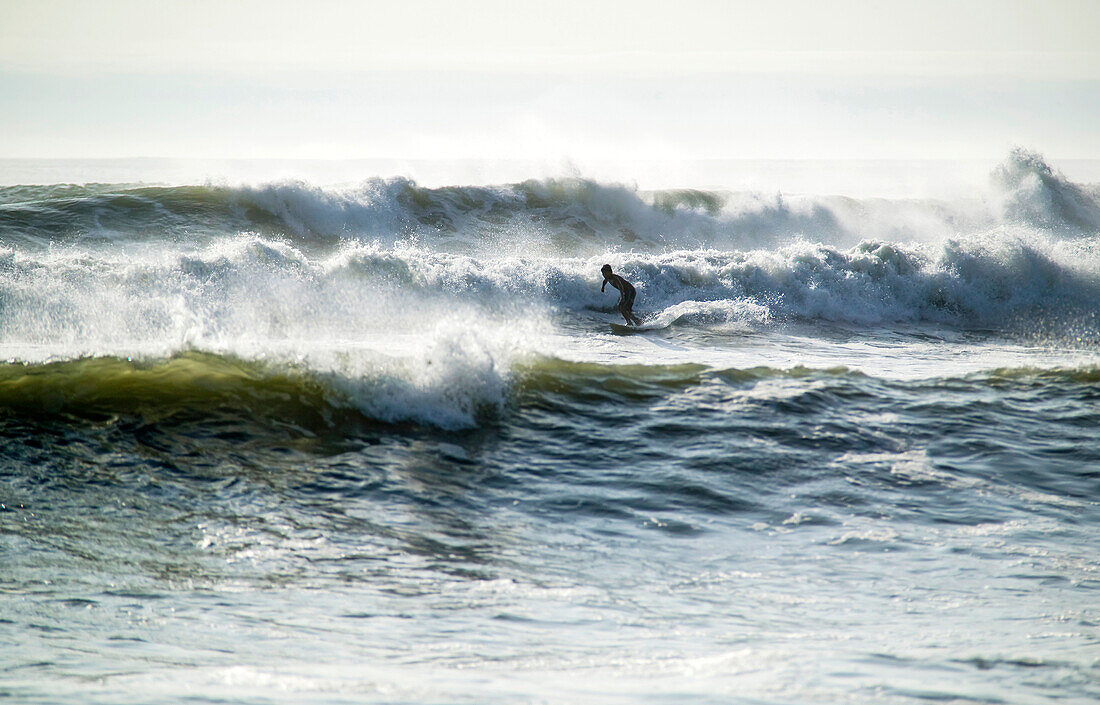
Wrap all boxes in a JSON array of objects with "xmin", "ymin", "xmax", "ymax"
[{"xmin": 603, "ymin": 273, "xmax": 635, "ymax": 302}]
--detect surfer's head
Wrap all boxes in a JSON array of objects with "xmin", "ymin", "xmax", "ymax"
[{"xmin": 601, "ymin": 264, "xmax": 613, "ymax": 276}]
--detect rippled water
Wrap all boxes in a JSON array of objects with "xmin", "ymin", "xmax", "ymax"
[{"xmin": 4, "ymin": 342, "xmax": 1098, "ymax": 704}]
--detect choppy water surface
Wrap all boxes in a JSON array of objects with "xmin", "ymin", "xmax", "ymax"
[{"xmin": 2, "ymin": 151, "xmax": 1099, "ymax": 704}]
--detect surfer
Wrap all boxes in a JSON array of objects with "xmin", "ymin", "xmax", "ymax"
[{"xmin": 601, "ymin": 264, "xmax": 642, "ymax": 326}]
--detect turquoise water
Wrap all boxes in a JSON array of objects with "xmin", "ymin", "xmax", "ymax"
[{"xmin": 1, "ymin": 152, "xmax": 1099, "ymax": 703}]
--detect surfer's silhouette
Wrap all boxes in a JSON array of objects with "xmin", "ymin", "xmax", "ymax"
[{"xmin": 601, "ymin": 264, "xmax": 642, "ymax": 326}]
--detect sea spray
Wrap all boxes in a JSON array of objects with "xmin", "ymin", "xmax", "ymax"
[{"xmin": 993, "ymin": 147, "xmax": 1100, "ymax": 231}]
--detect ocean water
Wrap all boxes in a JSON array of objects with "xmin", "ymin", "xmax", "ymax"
[{"xmin": 1, "ymin": 149, "xmax": 1098, "ymax": 704}]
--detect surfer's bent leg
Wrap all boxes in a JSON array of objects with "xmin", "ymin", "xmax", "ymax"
[
  {"xmin": 627, "ymin": 290, "xmax": 642, "ymax": 325},
  {"xmin": 620, "ymin": 290, "xmax": 639, "ymax": 325}
]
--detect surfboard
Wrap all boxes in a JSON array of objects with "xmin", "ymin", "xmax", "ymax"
[
  {"xmin": 609, "ymin": 315, "xmax": 671, "ymax": 334},
  {"xmin": 612, "ymin": 322, "xmax": 663, "ymax": 335}
]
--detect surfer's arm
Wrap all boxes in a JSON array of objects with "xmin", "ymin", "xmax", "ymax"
[{"xmin": 601, "ymin": 277, "xmax": 607, "ymax": 293}]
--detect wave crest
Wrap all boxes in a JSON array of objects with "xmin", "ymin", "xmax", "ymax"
[{"xmin": 992, "ymin": 147, "xmax": 1100, "ymax": 231}]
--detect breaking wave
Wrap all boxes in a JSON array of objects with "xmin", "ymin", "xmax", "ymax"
[{"xmin": 1, "ymin": 229, "xmax": 1096, "ymax": 350}]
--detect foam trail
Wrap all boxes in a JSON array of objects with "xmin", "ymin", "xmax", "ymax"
[{"xmin": 636, "ymin": 299, "xmax": 771, "ymax": 330}]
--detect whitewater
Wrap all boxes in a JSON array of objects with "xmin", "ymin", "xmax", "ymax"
[{"xmin": 1, "ymin": 149, "xmax": 1098, "ymax": 704}]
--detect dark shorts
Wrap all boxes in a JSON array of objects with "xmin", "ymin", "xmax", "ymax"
[{"xmin": 620, "ymin": 289, "xmax": 635, "ymax": 307}]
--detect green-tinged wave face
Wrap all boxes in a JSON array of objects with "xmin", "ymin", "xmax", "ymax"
[{"xmin": 0, "ymin": 352, "xmax": 364, "ymax": 436}]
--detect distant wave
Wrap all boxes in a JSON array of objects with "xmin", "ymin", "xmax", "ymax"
[
  {"xmin": 0, "ymin": 178, "xmax": 861, "ymax": 250},
  {"xmin": 1, "ymin": 150, "xmax": 1096, "ymax": 252}
]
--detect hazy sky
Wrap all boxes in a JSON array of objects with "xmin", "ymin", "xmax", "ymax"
[{"xmin": 1, "ymin": 0, "xmax": 1098, "ymax": 161}]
